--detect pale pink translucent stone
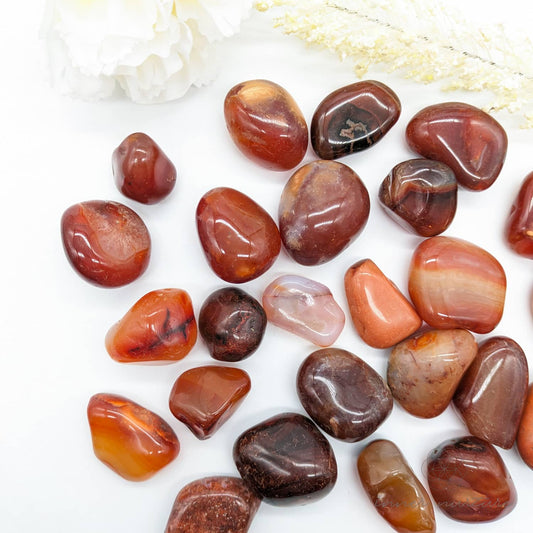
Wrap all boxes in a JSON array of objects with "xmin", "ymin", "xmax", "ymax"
[{"xmin": 262, "ymin": 275, "xmax": 345, "ymax": 346}]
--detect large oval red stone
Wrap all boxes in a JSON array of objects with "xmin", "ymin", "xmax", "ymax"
[
  {"xmin": 196, "ymin": 187, "xmax": 281, "ymax": 283},
  {"xmin": 61, "ymin": 200, "xmax": 151, "ymax": 287},
  {"xmin": 406, "ymin": 102, "xmax": 507, "ymax": 191}
]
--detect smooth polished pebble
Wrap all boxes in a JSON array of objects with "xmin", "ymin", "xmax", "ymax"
[
  {"xmin": 233, "ymin": 412, "xmax": 337, "ymax": 505},
  {"xmin": 311, "ymin": 80, "xmax": 401, "ymax": 159},
  {"xmin": 426, "ymin": 435, "xmax": 517, "ymax": 522},
  {"xmin": 61, "ymin": 200, "xmax": 151, "ymax": 287},
  {"xmin": 297, "ymin": 348, "xmax": 392, "ymax": 442},
  {"xmin": 224, "ymin": 79, "xmax": 308, "ymax": 171},
  {"xmin": 165, "ymin": 476, "xmax": 261, "ymax": 533},
  {"xmin": 262, "ymin": 275, "xmax": 345, "ymax": 347},
  {"xmin": 406, "ymin": 102, "xmax": 507, "ymax": 191},
  {"xmin": 379, "ymin": 158, "xmax": 457, "ymax": 236},
  {"xmin": 199, "ymin": 287, "xmax": 266, "ymax": 362},
  {"xmin": 87, "ymin": 393, "xmax": 179, "ymax": 481},
  {"xmin": 105, "ymin": 289, "xmax": 197, "ymax": 363},
  {"xmin": 408, "ymin": 236, "xmax": 506, "ymax": 333},
  {"xmin": 517, "ymin": 385, "xmax": 533, "ymax": 469},
  {"xmin": 279, "ymin": 160, "xmax": 370, "ymax": 265},
  {"xmin": 387, "ymin": 329, "xmax": 478, "ymax": 418},
  {"xmin": 112, "ymin": 132, "xmax": 176, "ymax": 204},
  {"xmin": 344, "ymin": 259, "xmax": 421, "ymax": 348},
  {"xmin": 196, "ymin": 187, "xmax": 281, "ymax": 283},
  {"xmin": 505, "ymin": 171, "xmax": 533, "ymax": 258},
  {"xmin": 358, "ymin": 440, "xmax": 436, "ymax": 533},
  {"xmin": 169, "ymin": 366, "xmax": 251, "ymax": 440},
  {"xmin": 453, "ymin": 336, "xmax": 528, "ymax": 449}
]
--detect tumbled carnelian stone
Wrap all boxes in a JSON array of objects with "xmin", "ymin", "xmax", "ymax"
[
  {"xmin": 196, "ymin": 187, "xmax": 281, "ymax": 283},
  {"xmin": 112, "ymin": 132, "xmax": 176, "ymax": 204},
  {"xmin": 61, "ymin": 200, "xmax": 151, "ymax": 287},
  {"xmin": 224, "ymin": 79, "xmax": 308, "ymax": 171},
  {"xmin": 505, "ymin": 171, "xmax": 533, "ymax": 258},
  {"xmin": 169, "ymin": 365, "xmax": 251, "ymax": 439},
  {"xmin": 105, "ymin": 288, "xmax": 197, "ymax": 363},
  {"xmin": 517, "ymin": 385, "xmax": 533, "ymax": 468},
  {"xmin": 87, "ymin": 393, "xmax": 179, "ymax": 481}
]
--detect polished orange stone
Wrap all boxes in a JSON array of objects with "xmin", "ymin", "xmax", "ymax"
[
  {"xmin": 517, "ymin": 385, "xmax": 533, "ymax": 468},
  {"xmin": 505, "ymin": 171, "xmax": 533, "ymax": 258},
  {"xmin": 169, "ymin": 366, "xmax": 251, "ymax": 439},
  {"xmin": 105, "ymin": 289, "xmax": 197, "ymax": 363},
  {"xmin": 358, "ymin": 440, "xmax": 436, "ymax": 533},
  {"xmin": 224, "ymin": 79, "xmax": 308, "ymax": 171},
  {"xmin": 196, "ymin": 187, "xmax": 281, "ymax": 283},
  {"xmin": 344, "ymin": 259, "xmax": 421, "ymax": 348},
  {"xmin": 87, "ymin": 393, "xmax": 179, "ymax": 481},
  {"xmin": 408, "ymin": 236, "xmax": 506, "ymax": 333}
]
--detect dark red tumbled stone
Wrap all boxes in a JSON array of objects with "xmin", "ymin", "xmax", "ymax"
[
  {"xmin": 311, "ymin": 80, "xmax": 401, "ymax": 159},
  {"xmin": 61, "ymin": 200, "xmax": 151, "ymax": 287},
  {"xmin": 279, "ymin": 160, "xmax": 370, "ymax": 265},
  {"xmin": 297, "ymin": 348, "xmax": 392, "ymax": 442},
  {"xmin": 505, "ymin": 171, "xmax": 533, "ymax": 258},
  {"xmin": 426, "ymin": 436, "xmax": 517, "ymax": 522},
  {"xmin": 112, "ymin": 132, "xmax": 176, "ymax": 204},
  {"xmin": 379, "ymin": 158, "xmax": 457, "ymax": 236},
  {"xmin": 233, "ymin": 412, "xmax": 337, "ymax": 506},
  {"xmin": 199, "ymin": 287, "xmax": 266, "ymax": 362},
  {"xmin": 165, "ymin": 476, "xmax": 261, "ymax": 533},
  {"xmin": 406, "ymin": 102, "xmax": 507, "ymax": 191}
]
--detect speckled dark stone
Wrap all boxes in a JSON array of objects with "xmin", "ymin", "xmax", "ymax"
[
  {"xmin": 199, "ymin": 287, "xmax": 267, "ymax": 361},
  {"xmin": 297, "ymin": 348, "xmax": 392, "ymax": 442},
  {"xmin": 233, "ymin": 412, "xmax": 337, "ymax": 506}
]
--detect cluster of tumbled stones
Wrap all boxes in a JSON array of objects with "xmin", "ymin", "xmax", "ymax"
[{"xmin": 60, "ymin": 78, "xmax": 533, "ymax": 533}]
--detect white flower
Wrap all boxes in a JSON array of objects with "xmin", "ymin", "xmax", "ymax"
[{"xmin": 41, "ymin": 0, "xmax": 252, "ymax": 103}]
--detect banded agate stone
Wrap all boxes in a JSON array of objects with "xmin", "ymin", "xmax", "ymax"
[
  {"xmin": 505, "ymin": 171, "xmax": 533, "ymax": 258},
  {"xmin": 311, "ymin": 80, "xmax": 401, "ymax": 159},
  {"xmin": 406, "ymin": 102, "xmax": 507, "ymax": 191},
  {"xmin": 517, "ymin": 385, "xmax": 533, "ymax": 468}
]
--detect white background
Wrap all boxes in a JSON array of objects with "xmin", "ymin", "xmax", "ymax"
[{"xmin": 2, "ymin": 2, "xmax": 533, "ymax": 532}]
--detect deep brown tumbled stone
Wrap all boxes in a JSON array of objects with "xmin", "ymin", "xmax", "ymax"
[
  {"xmin": 199, "ymin": 287, "xmax": 266, "ymax": 361},
  {"xmin": 297, "ymin": 348, "xmax": 392, "ymax": 442},
  {"xmin": 379, "ymin": 158, "xmax": 457, "ymax": 236},
  {"xmin": 453, "ymin": 336, "xmax": 528, "ymax": 449},
  {"xmin": 233, "ymin": 412, "xmax": 337, "ymax": 506},
  {"xmin": 165, "ymin": 476, "xmax": 261, "ymax": 533},
  {"xmin": 406, "ymin": 102, "xmax": 507, "ymax": 191},
  {"xmin": 426, "ymin": 436, "xmax": 517, "ymax": 522},
  {"xmin": 311, "ymin": 80, "xmax": 401, "ymax": 159},
  {"xmin": 279, "ymin": 160, "xmax": 370, "ymax": 265}
]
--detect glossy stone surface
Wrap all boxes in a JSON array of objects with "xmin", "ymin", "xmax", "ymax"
[
  {"xmin": 311, "ymin": 80, "xmax": 401, "ymax": 159},
  {"xmin": 233, "ymin": 412, "xmax": 337, "ymax": 505},
  {"xmin": 344, "ymin": 259, "xmax": 421, "ymax": 348},
  {"xmin": 169, "ymin": 366, "xmax": 251, "ymax": 439},
  {"xmin": 196, "ymin": 187, "xmax": 281, "ymax": 283},
  {"xmin": 61, "ymin": 200, "xmax": 151, "ymax": 287},
  {"xmin": 165, "ymin": 476, "xmax": 261, "ymax": 533},
  {"xmin": 112, "ymin": 132, "xmax": 176, "ymax": 204},
  {"xmin": 426, "ymin": 436, "xmax": 517, "ymax": 522},
  {"xmin": 87, "ymin": 393, "xmax": 179, "ymax": 481},
  {"xmin": 388, "ymin": 329, "xmax": 477, "ymax": 418},
  {"xmin": 297, "ymin": 348, "xmax": 392, "ymax": 442},
  {"xmin": 379, "ymin": 158, "xmax": 457, "ymax": 236},
  {"xmin": 517, "ymin": 385, "xmax": 533, "ymax": 468},
  {"xmin": 262, "ymin": 275, "xmax": 345, "ymax": 346},
  {"xmin": 224, "ymin": 79, "xmax": 308, "ymax": 171},
  {"xmin": 454, "ymin": 336, "xmax": 528, "ymax": 449},
  {"xmin": 406, "ymin": 102, "xmax": 507, "ymax": 191},
  {"xmin": 105, "ymin": 289, "xmax": 197, "ymax": 363},
  {"xmin": 279, "ymin": 160, "xmax": 370, "ymax": 265},
  {"xmin": 358, "ymin": 440, "xmax": 436, "ymax": 533},
  {"xmin": 505, "ymin": 171, "xmax": 533, "ymax": 258},
  {"xmin": 408, "ymin": 236, "xmax": 506, "ymax": 333},
  {"xmin": 199, "ymin": 287, "xmax": 266, "ymax": 362}
]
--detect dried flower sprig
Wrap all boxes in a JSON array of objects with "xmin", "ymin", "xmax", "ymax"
[{"xmin": 256, "ymin": 0, "xmax": 533, "ymax": 127}]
